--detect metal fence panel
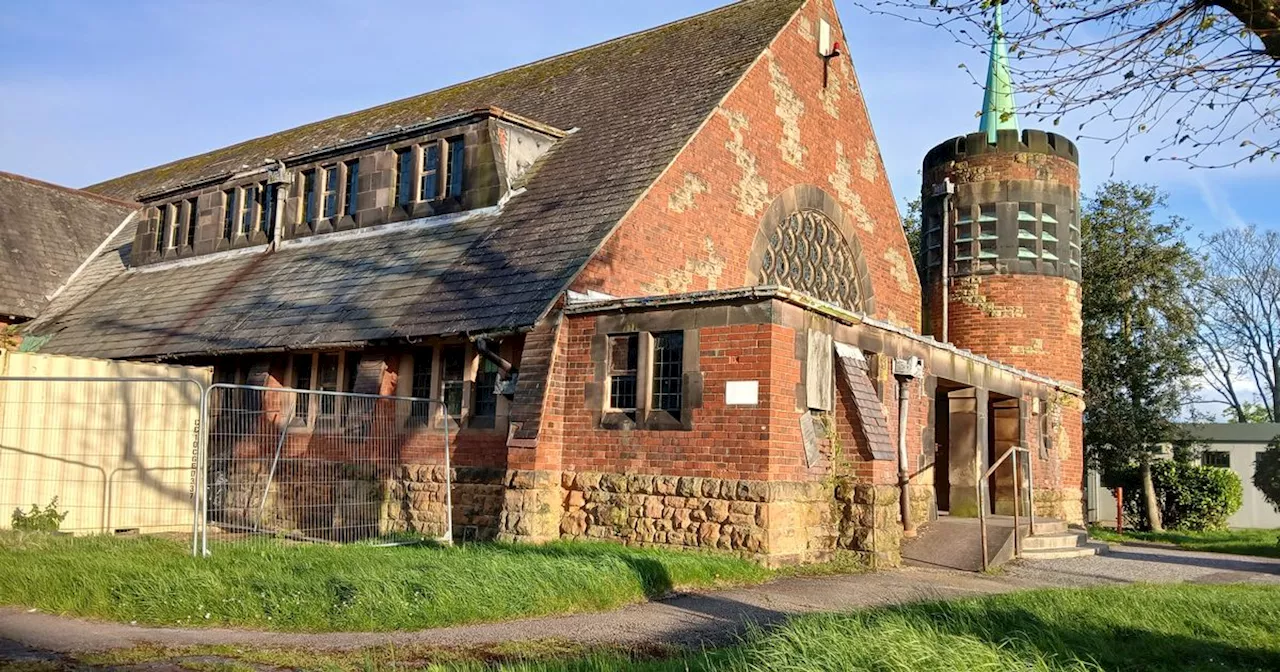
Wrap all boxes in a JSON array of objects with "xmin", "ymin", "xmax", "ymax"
[
  {"xmin": 201, "ymin": 384, "xmax": 450, "ymax": 553},
  {"xmin": 0, "ymin": 366, "xmax": 207, "ymax": 542}
]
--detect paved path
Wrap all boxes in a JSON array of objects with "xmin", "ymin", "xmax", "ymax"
[{"xmin": 2, "ymin": 543, "xmax": 1278, "ymax": 659}]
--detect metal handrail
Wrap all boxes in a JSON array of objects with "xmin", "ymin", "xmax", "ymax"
[{"xmin": 979, "ymin": 445, "xmax": 1034, "ymax": 571}]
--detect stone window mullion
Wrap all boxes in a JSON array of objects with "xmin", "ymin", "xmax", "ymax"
[{"xmin": 636, "ymin": 332, "xmax": 655, "ymax": 421}]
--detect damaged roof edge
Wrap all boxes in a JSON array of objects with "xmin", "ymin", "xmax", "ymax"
[
  {"xmin": 141, "ymin": 324, "xmax": 537, "ymax": 363},
  {"xmin": 41, "ymin": 210, "xmax": 139, "ymax": 310},
  {"xmin": 563, "ymin": 285, "xmax": 1084, "ymax": 397}
]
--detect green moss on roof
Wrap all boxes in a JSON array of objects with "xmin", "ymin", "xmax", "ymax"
[{"xmin": 87, "ymin": 0, "xmax": 803, "ymax": 202}]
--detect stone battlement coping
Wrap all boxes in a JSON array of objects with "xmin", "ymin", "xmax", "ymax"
[
  {"xmin": 923, "ymin": 129, "xmax": 1079, "ymax": 172},
  {"xmin": 564, "ymin": 285, "xmax": 1083, "ymax": 397}
]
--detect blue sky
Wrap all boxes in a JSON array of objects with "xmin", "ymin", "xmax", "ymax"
[{"xmin": 1, "ymin": 0, "xmax": 1275, "ymax": 238}]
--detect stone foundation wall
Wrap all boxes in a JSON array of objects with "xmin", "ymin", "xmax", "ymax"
[
  {"xmin": 384, "ymin": 465, "xmax": 507, "ymax": 540},
  {"xmin": 213, "ymin": 461, "xmax": 506, "ymax": 542},
  {"xmin": 216, "ymin": 462, "xmax": 1081, "ymax": 565},
  {"xmin": 557, "ymin": 472, "xmax": 781, "ymax": 557},
  {"xmin": 498, "ymin": 469, "xmax": 562, "ymax": 543},
  {"xmin": 550, "ymin": 471, "xmax": 906, "ymax": 567},
  {"xmin": 1033, "ymin": 487, "xmax": 1084, "ymax": 526},
  {"xmin": 213, "ymin": 460, "xmax": 388, "ymax": 542},
  {"xmin": 833, "ymin": 481, "xmax": 903, "ymax": 567}
]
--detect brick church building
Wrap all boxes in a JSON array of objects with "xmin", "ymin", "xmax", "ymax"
[{"xmin": 7, "ymin": 0, "xmax": 1084, "ymax": 565}]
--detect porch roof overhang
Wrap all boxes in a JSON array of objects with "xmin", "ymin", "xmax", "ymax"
[{"xmin": 563, "ymin": 285, "xmax": 1084, "ymax": 398}]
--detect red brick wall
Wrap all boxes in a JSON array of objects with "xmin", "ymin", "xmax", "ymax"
[
  {"xmin": 933, "ymin": 274, "xmax": 1082, "ymax": 387},
  {"xmin": 553, "ymin": 317, "xmax": 782, "ymax": 480},
  {"xmin": 572, "ymin": 0, "xmax": 921, "ymax": 331}
]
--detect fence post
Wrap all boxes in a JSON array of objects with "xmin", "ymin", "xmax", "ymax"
[
  {"xmin": 1115, "ymin": 486, "xmax": 1124, "ymax": 534},
  {"xmin": 442, "ymin": 401, "xmax": 454, "ymax": 546}
]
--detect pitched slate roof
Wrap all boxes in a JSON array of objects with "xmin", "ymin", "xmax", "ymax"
[
  {"xmin": 0, "ymin": 172, "xmax": 135, "ymax": 321},
  {"xmin": 34, "ymin": 0, "xmax": 802, "ymax": 359}
]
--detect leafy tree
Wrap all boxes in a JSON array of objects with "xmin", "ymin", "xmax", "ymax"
[
  {"xmin": 1083, "ymin": 181, "xmax": 1203, "ymax": 531},
  {"xmin": 1221, "ymin": 402, "xmax": 1274, "ymax": 423},
  {"xmin": 1195, "ymin": 225, "xmax": 1280, "ymax": 423},
  {"xmin": 1256, "ymin": 436, "xmax": 1280, "ymax": 511},
  {"xmin": 857, "ymin": 0, "xmax": 1280, "ymax": 167},
  {"xmin": 901, "ymin": 196, "xmax": 923, "ymax": 278}
]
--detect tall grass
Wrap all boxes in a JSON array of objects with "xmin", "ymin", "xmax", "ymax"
[
  {"xmin": 0, "ymin": 532, "xmax": 769, "ymax": 631},
  {"xmin": 703, "ymin": 584, "xmax": 1280, "ymax": 671},
  {"xmin": 1090, "ymin": 526, "xmax": 1280, "ymax": 558},
  {"xmin": 74, "ymin": 585, "xmax": 1280, "ymax": 671}
]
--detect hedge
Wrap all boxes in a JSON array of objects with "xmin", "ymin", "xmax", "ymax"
[{"xmin": 1113, "ymin": 460, "xmax": 1243, "ymax": 531}]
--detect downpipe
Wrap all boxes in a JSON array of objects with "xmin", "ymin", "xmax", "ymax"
[
  {"xmin": 897, "ymin": 376, "xmax": 916, "ymax": 538},
  {"xmin": 892, "ymin": 357, "xmax": 924, "ymax": 538}
]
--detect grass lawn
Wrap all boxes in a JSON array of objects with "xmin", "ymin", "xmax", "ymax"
[
  {"xmin": 0, "ymin": 531, "xmax": 774, "ymax": 631},
  {"xmin": 61, "ymin": 584, "xmax": 1280, "ymax": 671},
  {"xmin": 1090, "ymin": 526, "xmax": 1280, "ymax": 558}
]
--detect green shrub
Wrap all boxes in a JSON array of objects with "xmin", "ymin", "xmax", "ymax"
[
  {"xmin": 11, "ymin": 497, "xmax": 68, "ymax": 532},
  {"xmin": 1254, "ymin": 436, "xmax": 1280, "ymax": 512},
  {"xmin": 1113, "ymin": 460, "xmax": 1243, "ymax": 531}
]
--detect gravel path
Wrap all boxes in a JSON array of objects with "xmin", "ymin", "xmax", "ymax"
[{"xmin": 1, "ymin": 543, "xmax": 1277, "ymax": 659}]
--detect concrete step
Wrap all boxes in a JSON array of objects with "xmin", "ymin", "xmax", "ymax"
[
  {"xmin": 1023, "ymin": 531, "xmax": 1087, "ymax": 550},
  {"xmin": 1028, "ymin": 519, "xmax": 1068, "ymax": 535},
  {"xmin": 1019, "ymin": 541, "xmax": 1108, "ymax": 560}
]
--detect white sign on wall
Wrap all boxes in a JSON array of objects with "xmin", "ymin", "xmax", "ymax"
[{"xmin": 725, "ymin": 380, "xmax": 759, "ymax": 406}]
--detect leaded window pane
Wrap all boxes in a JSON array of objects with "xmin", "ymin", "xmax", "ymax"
[
  {"xmin": 446, "ymin": 137, "xmax": 464, "ymax": 197},
  {"xmin": 420, "ymin": 144, "xmax": 440, "ymax": 201},
  {"xmin": 608, "ymin": 334, "xmax": 638, "ymax": 411},
  {"xmin": 759, "ymin": 210, "xmax": 862, "ymax": 311},
  {"xmin": 442, "ymin": 344, "xmax": 465, "ymax": 416},
  {"xmin": 293, "ymin": 355, "xmax": 313, "ymax": 422},
  {"xmin": 322, "ymin": 166, "xmax": 339, "ymax": 218},
  {"xmin": 317, "ymin": 353, "xmax": 340, "ymax": 417},
  {"xmin": 241, "ymin": 185, "xmax": 257, "ymax": 235},
  {"xmin": 474, "ymin": 356, "xmax": 499, "ymax": 420},
  {"xmin": 395, "ymin": 148, "xmax": 413, "ymax": 207},
  {"xmin": 302, "ymin": 171, "xmax": 317, "ymax": 223},
  {"xmin": 184, "ymin": 198, "xmax": 198, "ymax": 247},
  {"xmin": 260, "ymin": 183, "xmax": 276, "ymax": 237},
  {"xmin": 222, "ymin": 189, "xmax": 237, "ymax": 240},
  {"xmin": 651, "ymin": 331, "xmax": 683, "ymax": 418},
  {"xmin": 344, "ymin": 160, "xmax": 360, "ymax": 216},
  {"xmin": 410, "ymin": 348, "xmax": 433, "ymax": 420}
]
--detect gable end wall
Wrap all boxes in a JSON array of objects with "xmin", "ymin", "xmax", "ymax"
[{"xmin": 573, "ymin": 0, "xmax": 921, "ymax": 332}]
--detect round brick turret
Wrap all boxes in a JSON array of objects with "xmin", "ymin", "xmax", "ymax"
[{"xmin": 920, "ymin": 129, "xmax": 1082, "ymax": 386}]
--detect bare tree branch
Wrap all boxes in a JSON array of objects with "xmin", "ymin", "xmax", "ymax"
[{"xmin": 856, "ymin": 0, "xmax": 1280, "ymax": 167}]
